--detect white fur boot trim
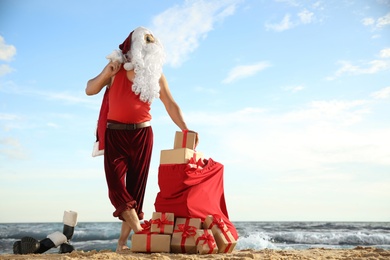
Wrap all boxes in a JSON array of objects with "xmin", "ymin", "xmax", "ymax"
[
  {"xmin": 47, "ymin": 231, "xmax": 67, "ymax": 247},
  {"xmin": 63, "ymin": 210, "xmax": 78, "ymax": 227}
]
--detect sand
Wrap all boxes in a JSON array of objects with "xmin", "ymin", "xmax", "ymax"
[{"xmin": 1, "ymin": 247, "xmax": 389, "ymax": 260}]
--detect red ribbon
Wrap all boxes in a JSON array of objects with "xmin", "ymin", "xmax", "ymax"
[
  {"xmin": 151, "ymin": 212, "xmax": 173, "ymax": 233},
  {"xmin": 209, "ymin": 214, "xmax": 227, "ymax": 231},
  {"xmin": 182, "ymin": 129, "xmax": 188, "ymax": 148},
  {"xmin": 173, "ymin": 218, "xmax": 197, "ymax": 252},
  {"xmin": 146, "ymin": 233, "xmax": 152, "ymax": 253},
  {"xmin": 141, "ymin": 220, "xmax": 151, "ymax": 231},
  {"xmin": 135, "ymin": 220, "xmax": 152, "ymax": 234},
  {"xmin": 134, "ymin": 220, "xmax": 158, "ymax": 253},
  {"xmin": 143, "ymin": 231, "xmax": 160, "ymax": 253},
  {"xmin": 196, "ymin": 230, "xmax": 216, "ymax": 254},
  {"xmin": 209, "ymin": 215, "xmax": 232, "ymax": 253}
]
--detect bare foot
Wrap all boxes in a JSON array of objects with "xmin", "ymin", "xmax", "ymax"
[
  {"xmin": 116, "ymin": 244, "xmax": 130, "ymax": 253},
  {"xmin": 121, "ymin": 209, "xmax": 143, "ymax": 233}
]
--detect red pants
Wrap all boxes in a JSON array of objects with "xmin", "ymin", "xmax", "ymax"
[{"xmin": 104, "ymin": 126, "xmax": 153, "ymax": 221}]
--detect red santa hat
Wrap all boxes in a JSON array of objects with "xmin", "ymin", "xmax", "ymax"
[
  {"xmin": 105, "ymin": 30, "xmax": 134, "ymax": 63},
  {"xmin": 119, "ymin": 31, "xmax": 134, "ymax": 55}
]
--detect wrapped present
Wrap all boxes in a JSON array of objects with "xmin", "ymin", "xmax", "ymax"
[
  {"xmin": 174, "ymin": 130, "xmax": 197, "ymax": 149},
  {"xmin": 131, "ymin": 233, "xmax": 171, "ymax": 253},
  {"xmin": 194, "ymin": 229, "xmax": 218, "ymax": 254},
  {"xmin": 150, "ymin": 212, "xmax": 174, "ymax": 234},
  {"xmin": 160, "ymin": 148, "xmax": 203, "ymax": 165},
  {"xmin": 171, "ymin": 218, "xmax": 202, "ymax": 253},
  {"xmin": 131, "ymin": 219, "xmax": 171, "ymax": 253},
  {"xmin": 174, "ymin": 217, "xmax": 202, "ymax": 230},
  {"xmin": 140, "ymin": 219, "xmax": 152, "ymax": 232},
  {"xmin": 203, "ymin": 214, "xmax": 237, "ymax": 253}
]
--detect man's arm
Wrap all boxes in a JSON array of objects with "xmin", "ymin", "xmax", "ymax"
[
  {"xmin": 86, "ymin": 62, "xmax": 121, "ymax": 95},
  {"xmin": 159, "ymin": 74, "xmax": 188, "ymax": 130},
  {"xmin": 159, "ymin": 74, "xmax": 199, "ymax": 147}
]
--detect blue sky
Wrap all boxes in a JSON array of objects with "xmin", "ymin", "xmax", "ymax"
[{"xmin": 0, "ymin": 0, "xmax": 389, "ymax": 223}]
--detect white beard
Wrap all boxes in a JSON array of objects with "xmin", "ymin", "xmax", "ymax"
[{"xmin": 124, "ymin": 27, "xmax": 165, "ymax": 103}]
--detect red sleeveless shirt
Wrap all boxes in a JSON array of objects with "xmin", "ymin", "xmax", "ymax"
[{"xmin": 107, "ymin": 67, "xmax": 152, "ymax": 123}]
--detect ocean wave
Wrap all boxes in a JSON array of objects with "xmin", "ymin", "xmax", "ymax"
[
  {"xmin": 1, "ymin": 222, "xmax": 390, "ymax": 254},
  {"xmin": 271, "ymin": 231, "xmax": 390, "ymax": 246}
]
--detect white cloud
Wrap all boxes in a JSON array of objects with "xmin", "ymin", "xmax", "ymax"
[
  {"xmin": 189, "ymin": 97, "xmax": 388, "ymax": 180},
  {"xmin": 362, "ymin": 17, "xmax": 375, "ymax": 26},
  {"xmin": 191, "ymin": 97, "xmax": 390, "ymax": 195},
  {"xmin": 312, "ymin": 1, "xmax": 323, "ymax": 10},
  {"xmin": 151, "ymin": 0, "xmax": 241, "ymax": 67},
  {"xmin": 0, "ymin": 36, "xmax": 16, "ymax": 61},
  {"xmin": 371, "ymin": 86, "xmax": 390, "ymax": 99},
  {"xmin": 0, "ymin": 137, "xmax": 28, "ymax": 160},
  {"xmin": 377, "ymin": 12, "xmax": 390, "ymax": 28},
  {"xmin": 362, "ymin": 12, "xmax": 390, "ymax": 30},
  {"xmin": 274, "ymin": 0, "xmax": 299, "ymax": 7},
  {"xmin": 284, "ymin": 85, "xmax": 305, "ymax": 93},
  {"xmin": 0, "ymin": 82, "xmax": 97, "ymax": 106},
  {"xmin": 222, "ymin": 61, "xmax": 271, "ymax": 83},
  {"xmin": 298, "ymin": 9, "xmax": 314, "ymax": 24},
  {"xmin": 380, "ymin": 48, "xmax": 390, "ymax": 58},
  {"xmin": 327, "ymin": 58, "xmax": 390, "ymax": 80},
  {"xmin": 265, "ymin": 14, "xmax": 294, "ymax": 32},
  {"xmin": 0, "ymin": 113, "xmax": 21, "ymax": 121},
  {"xmin": 0, "ymin": 64, "xmax": 14, "ymax": 76},
  {"xmin": 265, "ymin": 8, "xmax": 315, "ymax": 32},
  {"xmin": 283, "ymin": 99, "xmax": 370, "ymax": 126}
]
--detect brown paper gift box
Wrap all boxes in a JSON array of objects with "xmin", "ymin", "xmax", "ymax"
[
  {"xmin": 194, "ymin": 229, "xmax": 218, "ymax": 254},
  {"xmin": 171, "ymin": 232, "xmax": 197, "ymax": 254},
  {"xmin": 160, "ymin": 148, "xmax": 203, "ymax": 165},
  {"xmin": 174, "ymin": 131, "xmax": 197, "ymax": 149},
  {"xmin": 174, "ymin": 217, "xmax": 202, "ymax": 230},
  {"xmin": 131, "ymin": 233, "xmax": 171, "ymax": 253},
  {"xmin": 150, "ymin": 212, "xmax": 174, "ymax": 234},
  {"xmin": 171, "ymin": 217, "xmax": 202, "ymax": 253},
  {"xmin": 203, "ymin": 215, "xmax": 237, "ymax": 253}
]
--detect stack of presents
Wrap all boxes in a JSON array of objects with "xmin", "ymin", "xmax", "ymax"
[
  {"xmin": 132, "ymin": 212, "xmax": 236, "ymax": 254},
  {"xmin": 132, "ymin": 131, "xmax": 238, "ymax": 254}
]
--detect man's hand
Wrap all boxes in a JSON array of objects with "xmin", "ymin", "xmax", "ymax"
[
  {"xmin": 86, "ymin": 61, "xmax": 122, "ymax": 96},
  {"xmin": 188, "ymin": 130, "xmax": 199, "ymax": 148},
  {"xmin": 103, "ymin": 61, "xmax": 121, "ymax": 78}
]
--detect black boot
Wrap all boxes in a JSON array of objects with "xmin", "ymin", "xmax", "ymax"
[
  {"xmin": 13, "ymin": 237, "xmax": 40, "ymax": 254},
  {"xmin": 35, "ymin": 231, "xmax": 67, "ymax": 254},
  {"xmin": 59, "ymin": 242, "xmax": 75, "ymax": 253},
  {"xmin": 13, "ymin": 232, "xmax": 67, "ymax": 254},
  {"xmin": 59, "ymin": 210, "xmax": 78, "ymax": 253}
]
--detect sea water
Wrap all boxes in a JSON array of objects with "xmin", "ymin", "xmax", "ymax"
[{"xmin": 0, "ymin": 221, "xmax": 389, "ymax": 254}]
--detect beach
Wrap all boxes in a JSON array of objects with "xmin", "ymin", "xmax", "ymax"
[{"xmin": 1, "ymin": 247, "xmax": 390, "ymax": 260}]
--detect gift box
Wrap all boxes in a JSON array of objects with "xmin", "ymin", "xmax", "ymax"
[
  {"xmin": 131, "ymin": 233, "xmax": 171, "ymax": 253},
  {"xmin": 150, "ymin": 212, "xmax": 174, "ymax": 234},
  {"xmin": 174, "ymin": 131, "xmax": 197, "ymax": 149},
  {"xmin": 171, "ymin": 218, "xmax": 202, "ymax": 253},
  {"xmin": 203, "ymin": 214, "xmax": 237, "ymax": 253},
  {"xmin": 174, "ymin": 217, "xmax": 202, "ymax": 230},
  {"xmin": 160, "ymin": 148, "xmax": 203, "ymax": 165},
  {"xmin": 194, "ymin": 229, "xmax": 218, "ymax": 254}
]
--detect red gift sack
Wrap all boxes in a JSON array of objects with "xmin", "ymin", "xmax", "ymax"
[{"xmin": 154, "ymin": 158, "xmax": 238, "ymax": 239}]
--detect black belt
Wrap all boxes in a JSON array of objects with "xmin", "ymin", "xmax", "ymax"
[{"xmin": 107, "ymin": 121, "xmax": 151, "ymax": 130}]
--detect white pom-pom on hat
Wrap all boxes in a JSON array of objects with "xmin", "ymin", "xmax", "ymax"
[{"xmin": 124, "ymin": 62, "xmax": 134, "ymax": 71}]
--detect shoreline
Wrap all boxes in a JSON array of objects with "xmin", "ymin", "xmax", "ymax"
[{"xmin": 1, "ymin": 247, "xmax": 389, "ymax": 260}]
